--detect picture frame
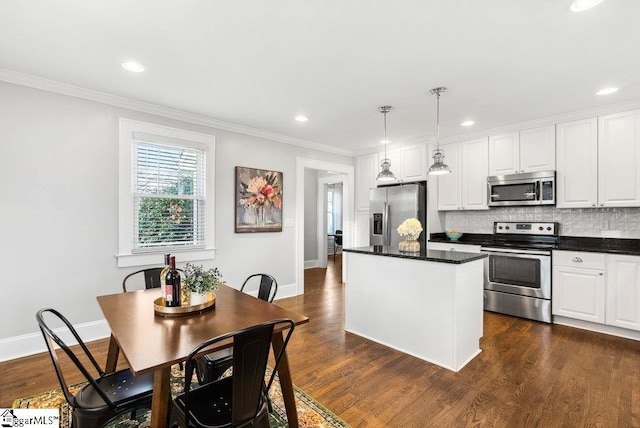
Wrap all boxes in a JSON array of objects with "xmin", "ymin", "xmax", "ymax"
[{"xmin": 235, "ymin": 166, "xmax": 283, "ymax": 233}]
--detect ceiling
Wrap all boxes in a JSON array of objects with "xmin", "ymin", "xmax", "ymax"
[{"xmin": 2, "ymin": 0, "xmax": 639, "ymax": 154}]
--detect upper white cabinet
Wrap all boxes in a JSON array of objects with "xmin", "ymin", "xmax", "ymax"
[
  {"xmin": 356, "ymin": 153, "xmax": 378, "ymax": 212},
  {"xmin": 400, "ymin": 144, "xmax": 428, "ymax": 182},
  {"xmin": 438, "ymin": 138, "xmax": 489, "ymax": 211},
  {"xmin": 556, "ymin": 117, "xmax": 599, "ymax": 208},
  {"xmin": 488, "ymin": 125, "xmax": 556, "ymax": 175},
  {"xmin": 606, "ymin": 254, "xmax": 640, "ymax": 332},
  {"xmin": 598, "ymin": 110, "xmax": 640, "ymax": 207},
  {"xmin": 378, "ymin": 143, "xmax": 428, "ymax": 183},
  {"xmin": 557, "ymin": 111, "xmax": 640, "ymax": 208}
]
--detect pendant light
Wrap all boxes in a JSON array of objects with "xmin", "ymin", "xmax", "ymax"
[
  {"xmin": 376, "ymin": 105, "xmax": 397, "ymax": 182},
  {"xmin": 427, "ymin": 87, "xmax": 451, "ymax": 175}
]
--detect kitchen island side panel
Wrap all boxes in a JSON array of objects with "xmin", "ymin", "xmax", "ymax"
[{"xmin": 344, "ymin": 251, "xmax": 483, "ymax": 371}]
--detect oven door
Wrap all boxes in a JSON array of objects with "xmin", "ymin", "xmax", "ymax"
[{"xmin": 481, "ymin": 247, "xmax": 551, "ymax": 299}]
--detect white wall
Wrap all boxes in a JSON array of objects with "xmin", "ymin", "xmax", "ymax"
[
  {"xmin": 0, "ymin": 81, "xmax": 353, "ymax": 349},
  {"xmin": 303, "ymin": 168, "xmax": 318, "ymax": 262}
]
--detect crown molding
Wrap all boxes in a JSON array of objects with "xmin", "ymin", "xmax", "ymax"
[{"xmin": 0, "ymin": 68, "xmax": 355, "ymax": 157}]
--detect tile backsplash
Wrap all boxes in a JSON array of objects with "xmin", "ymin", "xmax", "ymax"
[{"xmin": 445, "ymin": 207, "xmax": 640, "ymax": 238}]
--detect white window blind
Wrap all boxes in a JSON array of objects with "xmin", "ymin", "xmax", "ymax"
[{"xmin": 132, "ymin": 134, "xmax": 206, "ymax": 250}]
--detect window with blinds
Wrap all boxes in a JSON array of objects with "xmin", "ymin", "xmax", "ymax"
[{"xmin": 133, "ymin": 134, "xmax": 206, "ymax": 250}]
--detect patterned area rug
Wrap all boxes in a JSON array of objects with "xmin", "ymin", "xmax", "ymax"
[{"xmin": 12, "ymin": 366, "xmax": 349, "ymax": 428}]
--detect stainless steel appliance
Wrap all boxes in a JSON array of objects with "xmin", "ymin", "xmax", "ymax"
[
  {"xmin": 482, "ymin": 221, "xmax": 559, "ymax": 323},
  {"xmin": 370, "ymin": 183, "xmax": 426, "ymax": 249},
  {"xmin": 488, "ymin": 170, "xmax": 555, "ymax": 207}
]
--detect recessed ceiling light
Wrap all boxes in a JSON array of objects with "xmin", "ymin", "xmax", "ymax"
[
  {"xmin": 122, "ymin": 61, "xmax": 145, "ymax": 73},
  {"xmin": 570, "ymin": 0, "xmax": 604, "ymax": 12},
  {"xmin": 596, "ymin": 87, "xmax": 618, "ymax": 95},
  {"xmin": 294, "ymin": 115, "xmax": 308, "ymax": 122},
  {"xmin": 461, "ymin": 120, "xmax": 475, "ymax": 127}
]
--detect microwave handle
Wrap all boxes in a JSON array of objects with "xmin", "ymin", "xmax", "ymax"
[{"xmin": 523, "ymin": 181, "xmax": 539, "ymax": 198}]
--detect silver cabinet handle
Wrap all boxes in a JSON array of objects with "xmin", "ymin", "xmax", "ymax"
[
  {"xmin": 572, "ymin": 257, "xmax": 583, "ymax": 263},
  {"xmin": 450, "ymin": 248, "xmax": 456, "ymax": 252},
  {"xmin": 599, "ymin": 272, "xmax": 604, "ymax": 276}
]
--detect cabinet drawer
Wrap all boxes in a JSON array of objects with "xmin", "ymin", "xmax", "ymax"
[
  {"xmin": 428, "ymin": 242, "xmax": 482, "ymax": 253},
  {"xmin": 553, "ymin": 250, "xmax": 606, "ymax": 269}
]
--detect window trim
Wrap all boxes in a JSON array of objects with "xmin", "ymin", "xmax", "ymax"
[{"xmin": 118, "ymin": 118, "xmax": 216, "ymax": 268}]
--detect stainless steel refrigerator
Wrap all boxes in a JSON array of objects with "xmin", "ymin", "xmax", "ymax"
[{"xmin": 369, "ymin": 183, "xmax": 427, "ymax": 248}]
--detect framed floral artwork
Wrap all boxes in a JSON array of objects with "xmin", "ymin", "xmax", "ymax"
[{"xmin": 235, "ymin": 166, "xmax": 283, "ymax": 233}]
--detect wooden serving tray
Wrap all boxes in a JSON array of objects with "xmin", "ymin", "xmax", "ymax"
[{"xmin": 153, "ymin": 294, "xmax": 216, "ymax": 317}]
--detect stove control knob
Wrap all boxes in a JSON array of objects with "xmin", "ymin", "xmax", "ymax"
[
  {"xmin": 547, "ymin": 227, "xmax": 552, "ymax": 231},
  {"xmin": 498, "ymin": 226, "xmax": 503, "ymax": 230},
  {"xmin": 505, "ymin": 226, "xmax": 510, "ymax": 230},
  {"xmin": 539, "ymin": 226, "xmax": 543, "ymax": 231}
]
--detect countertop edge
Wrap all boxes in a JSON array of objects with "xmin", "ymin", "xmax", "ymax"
[{"xmin": 344, "ymin": 247, "xmax": 487, "ymax": 264}]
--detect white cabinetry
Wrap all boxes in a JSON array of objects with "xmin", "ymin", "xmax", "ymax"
[
  {"xmin": 488, "ymin": 125, "xmax": 555, "ymax": 175},
  {"xmin": 552, "ymin": 251, "xmax": 606, "ymax": 323},
  {"xmin": 437, "ymin": 138, "xmax": 488, "ymax": 211},
  {"xmin": 598, "ymin": 110, "xmax": 640, "ymax": 208},
  {"xmin": 556, "ymin": 117, "xmax": 598, "ymax": 208},
  {"xmin": 378, "ymin": 143, "xmax": 428, "ymax": 183},
  {"xmin": 428, "ymin": 242, "xmax": 482, "ymax": 253},
  {"xmin": 606, "ymin": 254, "xmax": 640, "ymax": 331},
  {"xmin": 557, "ymin": 111, "xmax": 640, "ymax": 208},
  {"xmin": 356, "ymin": 153, "xmax": 378, "ymax": 211}
]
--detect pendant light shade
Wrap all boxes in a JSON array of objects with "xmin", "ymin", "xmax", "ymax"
[
  {"xmin": 427, "ymin": 87, "xmax": 451, "ymax": 176},
  {"xmin": 376, "ymin": 105, "xmax": 397, "ymax": 182}
]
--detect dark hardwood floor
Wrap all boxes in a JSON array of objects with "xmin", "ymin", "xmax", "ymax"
[{"xmin": 2, "ymin": 257, "xmax": 640, "ymax": 427}]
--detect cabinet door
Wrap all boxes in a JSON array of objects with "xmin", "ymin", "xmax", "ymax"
[
  {"xmin": 355, "ymin": 211, "xmax": 371, "ymax": 247},
  {"xmin": 520, "ymin": 125, "xmax": 556, "ymax": 172},
  {"xmin": 598, "ymin": 110, "xmax": 640, "ymax": 207},
  {"xmin": 461, "ymin": 138, "xmax": 489, "ymax": 210},
  {"xmin": 552, "ymin": 265, "xmax": 605, "ymax": 323},
  {"xmin": 437, "ymin": 143, "xmax": 461, "ymax": 210},
  {"xmin": 606, "ymin": 255, "xmax": 640, "ymax": 331},
  {"xmin": 356, "ymin": 153, "xmax": 378, "ymax": 211},
  {"xmin": 400, "ymin": 144, "xmax": 427, "ymax": 181},
  {"xmin": 488, "ymin": 132, "xmax": 519, "ymax": 175},
  {"xmin": 556, "ymin": 118, "xmax": 598, "ymax": 208}
]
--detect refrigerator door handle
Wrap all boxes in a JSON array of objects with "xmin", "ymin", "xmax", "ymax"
[{"xmin": 384, "ymin": 202, "xmax": 390, "ymax": 246}]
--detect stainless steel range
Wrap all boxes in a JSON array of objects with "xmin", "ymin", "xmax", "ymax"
[{"xmin": 481, "ymin": 221, "xmax": 559, "ymax": 323}]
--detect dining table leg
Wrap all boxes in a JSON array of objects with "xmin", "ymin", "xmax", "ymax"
[
  {"xmin": 150, "ymin": 366, "xmax": 172, "ymax": 428},
  {"xmin": 104, "ymin": 334, "xmax": 120, "ymax": 373},
  {"xmin": 272, "ymin": 331, "xmax": 299, "ymax": 428}
]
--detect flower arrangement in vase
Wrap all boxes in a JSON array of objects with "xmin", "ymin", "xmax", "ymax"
[
  {"xmin": 183, "ymin": 263, "xmax": 223, "ymax": 305},
  {"xmin": 397, "ymin": 218, "xmax": 423, "ymax": 252}
]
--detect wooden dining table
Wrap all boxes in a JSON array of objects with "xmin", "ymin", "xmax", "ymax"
[{"xmin": 97, "ymin": 283, "xmax": 309, "ymax": 428}]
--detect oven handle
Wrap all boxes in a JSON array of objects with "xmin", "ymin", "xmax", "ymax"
[{"xmin": 481, "ymin": 247, "xmax": 551, "ymax": 256}]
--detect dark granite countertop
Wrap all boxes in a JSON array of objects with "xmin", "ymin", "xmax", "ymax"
[
  {"xmin": 343, "ymin": 246, "xmax": 487, "ymax": 264},
  {"xmin": 429, "ymin": 233, "xmax": 640, "ymax": 256}
]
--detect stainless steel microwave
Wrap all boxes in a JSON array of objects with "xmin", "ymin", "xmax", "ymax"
[{"xmin": 487, "ymin": 170, "xmax": 555, "ymax": 207}]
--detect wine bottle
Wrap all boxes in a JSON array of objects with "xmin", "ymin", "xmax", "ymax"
[
  {"xmin": 165, "ymin": 256, "xmax": 181, "ymax": 307},
  {"xmin": 160, "ymin": 253, "xmax": 171, "ymax": 302}
]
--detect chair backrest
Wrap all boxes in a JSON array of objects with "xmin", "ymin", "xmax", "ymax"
[
  {"xmin": 240, "ymin": 273, "xmax": 278, "ymax": 303},
  {"xmin": 182, "ymin": 319, "xmax": 295, "ymax": 427},
  {"xmin": 335, "ymin": 230, "xmax": 343, "ymax": 245},
  {"xmin": 122, "ymin": 267, "xmax": 184, "ymax": 292},
  {"xmin": 36, "ymin": 308, "xmax": 114, "ymax": 408}
]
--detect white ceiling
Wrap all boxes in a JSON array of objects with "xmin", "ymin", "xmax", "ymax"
[{"xmin": 2, "ymin": 0, "xmax": 639, "ymax": 154}]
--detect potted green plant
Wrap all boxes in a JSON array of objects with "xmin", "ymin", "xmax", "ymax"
[{"xmin": 183, "ymin": 263, "xmax": 223, "ymax": 305}]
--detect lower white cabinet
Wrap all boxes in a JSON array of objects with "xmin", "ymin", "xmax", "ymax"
[
  {"xmin": 606, "ymin": 254, "xmax": 640, "ymax": 331},
  {"xmin": 428, "ymin": 242, "xmax": 482, "ymax": 253},
  {"xmin": 552, "ymin": 255, "xmax": 606, "ymax": 323},
  {"xmin": 553, "ymin": 251, "xmax": 640, "ymax": 332}
]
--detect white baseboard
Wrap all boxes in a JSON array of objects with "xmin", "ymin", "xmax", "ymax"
[
  {"xmin": 274, "ymin": 282, "xmax": 299, "ymax": 300},
  {"xmin": 304, "ymin": 259, "xmax": 319, "ymax": 269},
  {"xmin": 553, "ymin": 316, "xmax": 640, "ymax": 341},
  {"xmin": 0, "ymin": 319, "xmax": 111, "ymax": 362}
]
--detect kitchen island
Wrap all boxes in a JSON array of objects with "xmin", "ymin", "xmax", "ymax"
[{"xmin": 343, "ymin": 246, "xmax": 487, "ymax": 372}]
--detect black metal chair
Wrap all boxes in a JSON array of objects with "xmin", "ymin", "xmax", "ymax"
[
  {"xmin": 122, "ymin": 267, "xmax": 184, "ymax": 292},
  {"xmin": 333, "ymin": 230, "xmax": 343, "ymax": 259},
  {"xmin": 36, "ymin": 308, "xmax": 155, "ymax": 428},
  {"xmin": 170, "ymin": 319, "xmax": 295, "ymax": 428},
  {"xmin": 195, "ymin": 274, "xmax": 278, "ymax": 384}
]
